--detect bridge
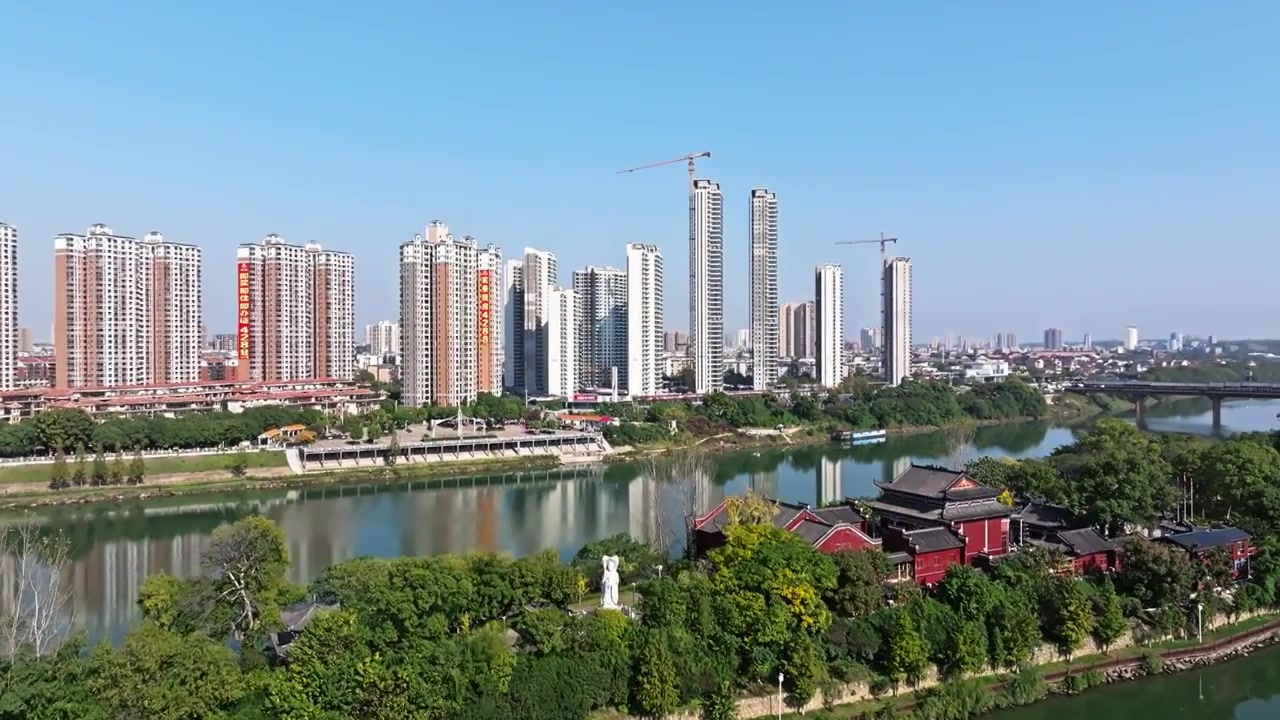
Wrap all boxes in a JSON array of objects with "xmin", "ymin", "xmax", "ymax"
[{"xmin": 1065, "ymin": 380, "xmax": 1280, "ymax": 427}]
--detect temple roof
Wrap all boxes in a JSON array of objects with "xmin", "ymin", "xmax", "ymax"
[
  {"xmin": 1162, "ymin": 526, "xmax": 1250, "ymax": 552},
  {"xmin": 902, "ymin": 527, "xmax": 965, "ymax": 553},
  {"xmin": 695, "ymin": 498, "xmax": 864, "ymax": 535},
  {"xmin": 1014, "ymin": 501, "xmax": 1081, "ymax": 530},
  {"xmin": 875, "ymin": 464, "xmax": 1002, "ymax": 502}
]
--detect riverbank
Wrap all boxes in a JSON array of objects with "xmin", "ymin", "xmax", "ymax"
[
  {"xmin": 769, "ymin": 612, "xmax": 1280, "ymax": 720},
  {"xmin": 0, "ymin": 454, "xmax": 563, "ymax": 510}
]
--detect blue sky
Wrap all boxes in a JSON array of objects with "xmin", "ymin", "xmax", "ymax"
[{"xmin": 3, "ymin": 1, "xmax": 1277, "ymax": 343}]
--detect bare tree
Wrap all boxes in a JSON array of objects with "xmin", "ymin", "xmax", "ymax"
[
  {"xmin": 638, "ymin": 450, "xmax": 716, "ymax": 559},
  {"xmin": 0, "ymin": 515, "xmax": 74, "ymax": 660},
  {"xmin": 941, "ymin": 421, "xmax": 979, "ymax": 470}
]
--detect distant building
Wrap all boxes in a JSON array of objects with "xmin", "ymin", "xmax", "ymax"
[
  {"xmin": 1043, "ymin": 328, "xmax": 1064, "ymax": 351},
  {"xmin": 690, "ymin": 179, "xmax": 724, "ymax": 394},
  {"xmin": 748, "ymin": 188, "xmax": 779, "ymax": 389},
  {"xmin": 882, "ymin": 257, "xmax": 913, "ymax": 386},
  {"xmin": 626, "ymin": 244, "xmax": 664, "ymax": 397},
  {"xmin": 364, "ymin": 321, "xmax": 400, "ymax": 356},
  {"xmin": 572, "ymin": 266, "xmax": 627, "ymax": 390},
  {"xmin": 814, "ymin": 264, "xmax": 845, "ymax": 388}
]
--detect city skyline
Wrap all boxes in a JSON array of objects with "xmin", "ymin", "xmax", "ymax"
[{"xmin": 4, "ymin": 6, "xmax": 1274, "ymax": 342}]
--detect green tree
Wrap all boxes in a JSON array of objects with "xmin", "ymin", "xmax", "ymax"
[
  {"xmin": 936, "ymin": 564, "xmax": 999, "ymax": 623},
  {"xmin": 201, "ymin": 515, "xmax": 291, "ymax": 641},
  {"xmin": 1092, "ymin": 580, "xmax": 1128, "ymax": 650},
  {"xmin": 48, "ymin": 450, "xmax": 69, "ymax": 490},
  {"xmin": 988, "ymin": 591, "xmax": 1042, "ymax": 669},
  {"xmin": 631, "ymin": 632, "xmax": 679, "ymax": 719},
  {"xmin": 782, "ymin": 635, "xmax": 824, "ymax": 709},
  {"xmin": 111, "ymin": 450, "xmax": 126, "ymax": 485},
  {"xmin": 71, "ymin": 446, "xmax": 87, "ymax": 487},
  {"xmin": 91, "ymin": 448, "xmax": 109, "ymax": 486},
  {"xmin": 128, "ymin": 449, "xmax": 146, "ymax": 485},
  {"xmin": 825, "ymin": 549, "xmax": 893, "ymax": 617},
  {"xmin": 1049, "ymin": 578, "xmax": 1094, "ymax": 657},
  {"xmin": 940, "ymin": 621, "xmax": 988, "ymax": 677},
  {"xmin": 88, "ymin": 623, "xmax": 246, "ymax": 720},
  {"xmin": 1115, "ymin": 538, "xmax": 1198, "ymax": 612},
  {"xmin": 1193, "ymin": 439, "xmax": 1280, "ymax": 533},
  {"xmin": 32, "ymin": 408, "xmax": 95, "ymax": 453},
  {"xmin": 880, "ymin": 608, "xmax": 928, "ymax": 690},
  {"xmin": 572, "ymin": 533, "xmax": 663, "ymax": 591},
  {"xmin": 1050, "ymin": 420, "xmax": 1177, "ymax": 535},
  {"xmin": 384, "ymin": 432, "xmax": 400, "ymax": 466},
  {"xmin": 228, "ymin": 448, "xmax": 249, "ymax": 478}
]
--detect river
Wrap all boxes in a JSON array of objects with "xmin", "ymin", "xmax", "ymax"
[
  {"xmin": 990, "ymin": 644, "xmax": 1280, "ymax": 720},
  {"xmin": 16, "ymin": 398, "xmax": 1280, "ymax": 646}
]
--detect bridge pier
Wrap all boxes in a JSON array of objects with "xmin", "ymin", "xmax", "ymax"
[
  {"xmin": 1134, "ymin": 396, "xmax": 1147, "ymax": 426},
  {"xmin": 1211, "ymin": 397, "xmax": 1223, "ymax": 429}
]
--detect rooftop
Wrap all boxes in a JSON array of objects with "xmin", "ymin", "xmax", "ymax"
[
  {"xmin": 1162, "ymin": 526, "xmax": 1250, "ymax": 552},
  {"xmin": 875, "ymin": 463, "xmax": 1002, "ymax": 502}
]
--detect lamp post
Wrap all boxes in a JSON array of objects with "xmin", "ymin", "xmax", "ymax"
[
  {"xmin": 1197, "ymin": 602, "xmax": 1204, "ymax": 644},
  {"xmin": 777, "ymin": 672, "xmax": 784, "ymax": 719},
  {"xmin": 656, "ymin": 564, "xmax": 664, "ymax": 580}
]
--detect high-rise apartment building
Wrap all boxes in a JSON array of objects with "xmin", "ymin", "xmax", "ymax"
[
  {"xmin": 237, "ymin": 235, "xmax": 353, "ymax": 383},
  {"xmin": 476, "ymin": 246, "xmax": 503, "ymax": 396},
  {"xmin": 0, "ymin": 224, "xmax": 15, "ymax": 390},
  {"xmin": 860, "ymin": 327, "xmax": 876, "ymax": 352},
  {"xmin": 521, "ymin": 248, "xmax": 559, "ymax": 396},
  {"xmin": 690, "ymin": 179, "xmax": 724, "ymax": 394},
  {"xmin": 814, "ymin": 264, "xmax": 845, "ymax": 388},
  {"xmin": 546, "ymin": 288, "xmax": 576, "ymax": 397},
  {"xmin": 399, "ymin": 222, "xmax": 502, "ymax": 407},
  {"xmin": 626, "ymin": 243, "xmax": 663, "ymax": 398},
  {"xmin": 1125, "ymin": 326, "xmax": 1139, "ymax": 351},
  {"xmin": 778, "ymin": 304, "xmax": 795, "ymax": 357},
  {"xmin": 748, "ymin": 189, "xmax": 778, "ymax": 390},
  {"xmin": 1082, "ymin": 332, "xmax": 1092, "ymax": 349},
  {"xmin": 882, "ymin": 257, "xmax": 913, "ymax": 386},
  {"xmin": 572, "ymin": 266, "xmax": 627, "ymax": 390},
  {"xmin": 1043, "ymin": 327, "xmax": 1064, "ymax": 351},
  {"xmin": 55, "ymin": 225, "xmax": 201, "ymax": 389},
  {"xmin": 503, "ymin": 258, "xmax": 525, "ymax": 391},
  {"xmin": 791, "ymin": 302, "xmax": 815, "ymax": 359},
  {"xmin": 364, "ymin": 321, "xmax": 400, "ymax": 356}
]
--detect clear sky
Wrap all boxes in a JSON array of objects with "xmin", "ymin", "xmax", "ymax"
[{"xmin": 3, "ymin": 1, "xmax": 1277, "ymax": 343}]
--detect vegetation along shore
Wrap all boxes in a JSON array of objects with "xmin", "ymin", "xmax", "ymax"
[{"xmin": 5, "ymin": 421, "xmax": 1280, "ymax": 719}]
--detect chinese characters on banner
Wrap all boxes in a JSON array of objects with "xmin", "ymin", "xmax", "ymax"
[
  {"xmin": 478, "ymin": 270, "xmax": 492, "ymax": 344},
  {"xmin": 237, "ymin": 262, "xmax": 251, "ymax": 359}
]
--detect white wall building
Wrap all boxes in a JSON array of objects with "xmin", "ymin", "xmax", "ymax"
[
  {"xmin": 814, "ymin": 264, "xmax": 845, "ymax": 388},
  {"xmin": 0, "ymin": 224, "xmax": 15, "ymax": 390},
  {"xmin": 1125, "ymin": 325, "xmax": 1139, "ymax": 351},
  {"xmin": 364, "ymin": 321, "xmax": 400, "ymax": 356},
  {"xmin": 963, "ymin": 358, "xmax": 1010, "ymax": 383},
  {"xmin": 626, "ymin": 243, "xmax": 664, "ymax": 398},
  {"xmin": 749, "ymin": 188, "xmax": 779, "ymax": 390},
  {"xmin": 690, "ymin": 179, "xmax": 724, "ymax": 394},
  {"xmin": 572, "ymin": 266, "xmax": 627, "ymax": 391},
  {"xmin": 546, "ymin": 288, "xmax": 576, "ymax": 397},
  {"xmin": 882, "ymin": 257, "xmax": 913, "ymax": 386},
  {"xmin": 521, "ymin": 248, "xmax": 559, "ymax": 396}
]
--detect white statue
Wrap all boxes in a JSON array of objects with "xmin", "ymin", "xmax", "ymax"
[{"xmin": 600, "ymin": 555, "xmax": 622, "ymax": 609}]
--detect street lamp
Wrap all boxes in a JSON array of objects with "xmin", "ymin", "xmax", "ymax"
[
  {"xmin": 1197, "ymin": 602, "xmax": 1204, "ymax": 644},
  {"xmin": 777, "ymin": 672, "xmax": 784, "ymax": 719},
  {"xmin": 656, "ymin": 564, "xmax": 664, "ymax": 580}
]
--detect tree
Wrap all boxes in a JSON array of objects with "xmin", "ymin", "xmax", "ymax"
[
  {"xmin": 639, "ymin": 451, "xmax": 716, "ymax": 558},
  {"xmin": 880, "ymin": 608, "xmax": 928, "ymax": 690},
  {"xmin": 88, "ymin": 623, "xmax": 246, "ymax": 719},
  {"xmin": 782, "ymin": 635, "xmax": 824, "ymax": 709},
  {"xmin": 1193, "ymin": 439, "xmax": 1280, "ymax": 533},
  {"xmin": 32, "ymin": 408, "xmax": 94, "ymax": 454},
  {"xmin": 572, "ymin": 534, "xmax": 663, "ymax": 591},
  {"xmin": 111, "ymin": 449, "xmax": 126, "ymax": 485},
  {"xmin": 988, "ymin": 591, "xmax": 1042, "ymax": 669},
  {"xmin": 700, "ymin": 679, "xmax": 738, "ymax": 720},
  {"xmin": 826, "ymin": 549, "xmax": 893, "ymax": 617},
  {"xmin": 941, "ymin": 421, "xmax": 978, "ymax": 469},
  {"xmin": 201, "ymin": 515, "xmax": 291, "ymax": 641},
  {"xmin": 384, "ymin": 432, "xmax": 400, "ymax": 466},
  {"xmin": 1050, "ymin": 420, "xmax": 1177, "ymax": 535},
  {"xmin": 128, "ymin": 449, "xmax": 146, "ymax": 485},
  {"xmin": 940, "ymin": 621, "xmax": 988, "ymax": 677},
  {"xmin": 228, "ymin": 448, "xmax": 249, "ymax": 478},
  {"xmin": 632, "ymin": 631, "xmax": 679, "ymax": 719},
  {"xmin": 91, "ymin": 448, "xmax": 109, "ymax": 486},
  {"xmin": 1092, "ymin": 580, "xmax": 1128, "ymax": 650},
  {"xmin": 936, "ymin": 564, "xmax": 999, "ymax": 623},
  {"xmin": 47, "ymin": 450, "xmax": 69, "ymax": 490},
  {"xmin": 1114, "ymin": 538, "xmax": 1198, "ymax": 612},
  {"xmin": 0, "ymin": 516, "xmax": 73, "ymax": 659},
  {"xmin": 71, "ymin": 446, "xmax": 87, "ymax": 487},
  {"xmin": 1048, "ymin": 578, "xmax": 1094, "ymax": 657}
]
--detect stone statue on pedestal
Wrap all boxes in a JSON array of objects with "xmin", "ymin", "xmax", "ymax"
[{"xmin": 600, "ymin": 555, "xmax": 621, "ymax": 609}]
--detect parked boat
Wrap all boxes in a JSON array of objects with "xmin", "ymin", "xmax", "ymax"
[{"xmin": 830, "ymin": 429, "xmax": 887, "ymax": 445}]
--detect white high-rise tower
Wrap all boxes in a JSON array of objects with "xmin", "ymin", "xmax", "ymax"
[
  {"xmin": 883, "ymin": 257, "xmax": 913, "ymax": 386},
  {"xmin": 749, "ymin": 189, "xmax": 779, "ymax": 390},
  {"xmin": 572, "ymin": 266, "xmax": 628, "ymax": 390},
  {"xmin": 814, "ymin": 264, "xmax": 845, "ymax": 388},
  {"xmin": 521, "ymin": 248, "xmax": 558, "ymax": 396},
  {"xmin": 690, "ymin": 179, "xmax": 724, "ymax": 394},
  {"xmin": 626, "ymin": 243, "xmax": 664, "ymax": 398},
  {"xmin": 0, "ymin": 223, "xmax": 15, "ymax": 390}
]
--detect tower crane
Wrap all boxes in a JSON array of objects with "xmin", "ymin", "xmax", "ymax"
[
  {"xmin": 835, "ymin": 232, "xmax": 899, "ymax": 265},
  {"xmin": 616, "ymin": 151, "xmax": 712, "ymax": 189}
]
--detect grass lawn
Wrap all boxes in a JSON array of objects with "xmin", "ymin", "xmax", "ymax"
[{"xmin": 0, "ymin": 450, "xmax": 288, "ymax": 485}]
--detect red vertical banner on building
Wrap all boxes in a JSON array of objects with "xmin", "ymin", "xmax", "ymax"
[
  {"xmin": 478, "ymin": 270, "xmax": 493, "ymax": 347},
  {"xmin": 237, "ymin": 262, "xmax": 251, "ymax": 359}
]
